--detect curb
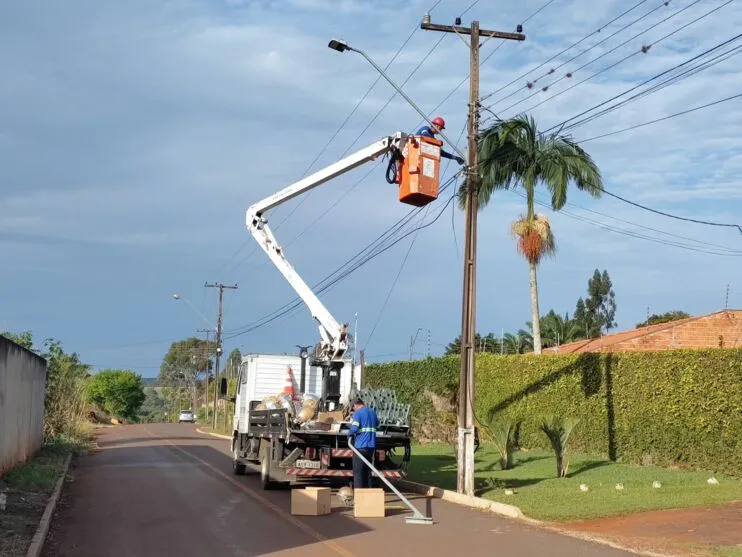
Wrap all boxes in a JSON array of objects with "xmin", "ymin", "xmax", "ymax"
[
  {"xmin": 396, "ymin": 479, "xmax": 525, "ymax": 520},
  {"xmin": 397, "ymin": 479, "xmax": 673, "ymax": 557},
  {"xmin": 195, "ymin": 427, "xmax": 232, "ymax": 441},
  {"xmin": 25, "ymin": 453, "xmax": 72, "ymax": 557}
]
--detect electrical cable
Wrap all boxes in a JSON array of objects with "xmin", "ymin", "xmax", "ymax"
[
  {"xmin": 223, "ymin": 0, "xmax": 561, "ymax": 339},
  {"xmin": 579, "ymin": 91, "xmax": 742, "ymax": 142},
  {"xmin": 536, "ymin": 192, "xmax": 742, "ymax": 253},
  {"xmin": 510, "ymin": 0, "xmax": 732, "ymax": 116},
  {"xmin": 222, "ymin": 174, "xmax": 462, "ymax": 340},
  {"xmin": 512, "ymin": 190, "xmax": 742, "ymax": 255},
  {"xmin": 553, "ymin": 35, "xmax": 742, "ymax": 133},
  {"xmin": 483, "ymin": 0, "xmax": 661, "ymax": 108},
  {"xmin": 594, "ymin": 186, "xmax": 742, "ymax": 236},
  {"xmin": 480, "ymin": 0, "xmax": 652, "ymax": 104},
  {"xmin": 222, "ymin": 176, "xmax": 460, "ymax": 338},
  {"xmin": 219, "ymin": 0, "xmax": 445, "ymax": 276}
]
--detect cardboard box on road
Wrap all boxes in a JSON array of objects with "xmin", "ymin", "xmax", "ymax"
[
  {"xmin": 353, "ymin": 488, "xmax": 385, "ymax": 518},
  {"xmin": 291, "ymin": 487, "xmax": 332, "ymax": 516}
]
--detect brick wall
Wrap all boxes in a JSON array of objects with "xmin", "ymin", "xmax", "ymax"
[{"xmin": 597, "ymin": 310, "xmax": 741, "ymax": 353}]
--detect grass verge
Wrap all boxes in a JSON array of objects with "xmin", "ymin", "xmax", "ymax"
[
  {"xmin": 0, "ymin": 435, "xmax": 91, "ymax": 557},
  {"xmin": 407, "ymin": 444, "xmax": 742, "ymax": 522}
]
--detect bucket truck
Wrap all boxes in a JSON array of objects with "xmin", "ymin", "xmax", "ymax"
[{"xmin": 227, "ymin": 131, "xmax": 443, "ymax": 489}]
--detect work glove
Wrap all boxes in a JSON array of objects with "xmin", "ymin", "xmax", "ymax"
[{"xmin": 455, "ymin": 156, "xmax": 465, "ymax": 165}]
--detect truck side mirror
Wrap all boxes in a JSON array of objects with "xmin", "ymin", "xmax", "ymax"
[{"xmin": 220, "ymin": 377, "xmax": 228, "ymax": 398}]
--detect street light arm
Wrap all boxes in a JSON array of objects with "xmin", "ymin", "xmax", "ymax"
[
  {"xmin": 334, "ymin": 41, "xmax": 467, "ymax": 161},
  {"xmin": 173, "ymin": 295, "xmax": 217, "ymax": 330}
]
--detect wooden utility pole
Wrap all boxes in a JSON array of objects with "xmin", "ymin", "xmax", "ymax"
[
  {"xmin": 421, "ymin": 15, "xmax": 524, "ymax": 496},
  {"xmin": 204, "ymin": 282, "xmax": 238, "ymax": 429},
  {"xmin": 197, "ymin": 328, "xmax": 211, "ymax": 422}
]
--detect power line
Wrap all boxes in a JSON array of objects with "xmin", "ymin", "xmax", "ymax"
[
  {"xmin": 364, "ymin": 122, "xmax": 469, "ymax": 349},
  {"xmin": 222, "ymin": 174, "xmax": 462, "ymax": 340},
  {"xmin": 514, "ymin": 190, "xmax": 742, "ymax": 255},
  {"xmin": 595, "ymin": 186, "xmax": 742, "ymax": 236},
  {"xmin": 480, "ymin": 0, "xmax": 656, "ymax": 105},
  {"xmin": 539, "ymin": 192, "xmax": 742, "ymax": 253},
  {"xmin": 493, "ymin": 0, "xmax": 720, "ymax": 116},
  {"xmin": 219, "ymin": 1, "xmax": 445, "ymax": 276},
  {"xmin": 580, "ymin": 91, "xmax": 742, "ymax": 142},
  {"xmin": 223, "ymin": 177, "xmax": 460, "ymax": 339},
  {"xmin": 222, "ymin": 0, "xmax": 558, "ymax": 340},
  {"xmin": 553, "ymin": 33, "xmax": 742, "ymax": 133},
  {"xmin": 365, "ymin": 173, "xmax": 462, "ymax": 351}
]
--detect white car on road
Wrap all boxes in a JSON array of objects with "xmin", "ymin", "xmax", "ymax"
[{"xmin": 178, "ymin": 410, "xmax": 195, "ymax": 423}]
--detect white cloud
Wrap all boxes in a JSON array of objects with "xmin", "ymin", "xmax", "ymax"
[{"xmin": 1, "ymin": 0, "xmax": 741, "ymax": 375}]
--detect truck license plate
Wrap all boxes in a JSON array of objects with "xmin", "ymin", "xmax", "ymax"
[{"xmin": 295, "ymin": 459, "xmax": 321, "ymax": 469}]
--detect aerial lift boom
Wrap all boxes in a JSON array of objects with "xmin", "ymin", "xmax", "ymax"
[{"xmin": 245, "ymin": 132, "xmax": 408, "ymax": 366}]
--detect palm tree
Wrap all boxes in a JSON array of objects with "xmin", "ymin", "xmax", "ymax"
[{"xmin": 462, "ymin": 114, "xmax": 603, "ymax": 354}]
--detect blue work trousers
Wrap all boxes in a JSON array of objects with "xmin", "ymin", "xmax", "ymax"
[{"xmin": 352, "ymin": 448, "xmax": 375, "ymax": 489}]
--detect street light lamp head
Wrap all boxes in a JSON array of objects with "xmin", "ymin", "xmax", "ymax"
[
  {"xmin": 172, "ymin": 294, "xmax": 180, "ymax": 300},
  {"xmin": 328, "ymin": 39, "xmax": 349, "ymax": 53}
]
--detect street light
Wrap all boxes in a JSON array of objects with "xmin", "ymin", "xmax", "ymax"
[
  {"xmin": 172, "ymin": 294, "xmax": 216, "ymax": 331},
  {"xmin": 327, "ymin": 38, "xmax": 466, "ymax": 160}
]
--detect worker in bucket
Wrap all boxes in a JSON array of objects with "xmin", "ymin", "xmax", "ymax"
[
  {"xmin": 347, "ymin": 397, "xmax": 379, "ymax": 491},
  {"xmin": 415, "ymin": 116, "xmax": 466, "ymax": 165}
]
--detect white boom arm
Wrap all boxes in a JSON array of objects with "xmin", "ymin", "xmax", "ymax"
[{"xmin": 246, "ymin": 132, "xmax": 407, "ymax": 362}]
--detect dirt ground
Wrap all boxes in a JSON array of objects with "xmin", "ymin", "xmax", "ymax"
[
  {"xmin": 0, "ymin": 490, "xmax": 48, "ymax": 557},
  {"xmin": 561, "ymin": 502, "xmax": 742, "ymax": 556}
]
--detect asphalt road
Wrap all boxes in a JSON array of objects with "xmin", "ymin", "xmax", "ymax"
[{"xmin": 42, "ymin": 424, "xmax": 638, "ymax": 557}]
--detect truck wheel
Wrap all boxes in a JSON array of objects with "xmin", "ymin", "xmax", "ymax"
[
  {"xmin": 232, "ymin": 446, "xmax": 247, "ymax": 476},
  {"xmin": 260, "ymin": 451, "xmax": 274, "ymax": 490}
]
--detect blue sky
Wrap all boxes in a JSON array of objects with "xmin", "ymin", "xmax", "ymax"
[{"xmin": 1, "ymin": 0, "xmax": 741, "ymax": 377}]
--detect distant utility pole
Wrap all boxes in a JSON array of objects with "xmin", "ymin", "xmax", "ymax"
[
  {"xmin": 409, "ymin": 328, "xmax": 423, "ymax": 361},
  {"xmin": 204, "ymin": 282, "xmax": 238, "ymax": 429},
  {"xmin": 726, "ymin": 284, "xmax": 730, "ymax": 309},
  {"xmin": 197, "ymin": 328, "xmax": 211, "ymax": 422},
  {"xmin": 421, "ymin": 15, "xmax": 525, "ymax": 497}
]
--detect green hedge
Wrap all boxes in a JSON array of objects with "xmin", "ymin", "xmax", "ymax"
[{"xmin": 364, "ymin": 349, "xmax": 742, "ymax": 476}]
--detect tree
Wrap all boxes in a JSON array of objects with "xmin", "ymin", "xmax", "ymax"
[
  {"xmin": 86, "ymin": 369, "xmax": 145, "ymax": 422},
  {"xmin": 1, "ymin": 330, "xmax": 35, "ymax": 351},
  {"xmin": 227, "ymin": 348, "xmax": 242, "ymax": 375},
  {"xmin": 586, "ymin": 269, "xmax": 617, "ymax": 335},
  {"xmin": 539, "ymin": 310, "xmax": 582, "ymax": 347},
  {"xmin": 41, "ymin": 339, "xmax": 91, "ymax": 439},
  {"xmin": 502, "ymin": 332, "xmax": 531, "ymax": 354},
  {"xmin": 636, "ymin": 310, "xmax": 690, "ymax": 328},
  {"xmin": 465, "ymin": 114, "xmax": 603, "ymax": 354},
  {"xmin": 138, "ymin": 387, "xmax": 167, "ymax": 423},
  {"xmin": 573, "ymin": 297, "xmax": 601, "ymax": 339},
  {"xmin": 445, "ymin": 333, "xmax": 502, "ymax": 355},
  {"xmin": 159, "ymin": 337, "xmax": 213, "ymax": 411}
]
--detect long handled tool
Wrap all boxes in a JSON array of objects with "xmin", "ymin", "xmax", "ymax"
[{"xmin": 348, "ymin": 438, "xmax": 433, "ymax": 525}]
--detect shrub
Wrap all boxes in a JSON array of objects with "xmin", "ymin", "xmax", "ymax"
[
  {"xmin": 365, "ymin": 348, "xmax": 742, "ymax": 476},
  {"xmin": 488, "ymin": 418, "xmax": 520, "ymax": 470},
  {"xmin": 540, "ymin": 416, "xmax": 580, "ymax": 477}
]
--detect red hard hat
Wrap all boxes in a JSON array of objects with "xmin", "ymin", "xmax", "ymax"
[{"xmin": 431, "ymin": 116, "xmax": 446, "ymax": 129}]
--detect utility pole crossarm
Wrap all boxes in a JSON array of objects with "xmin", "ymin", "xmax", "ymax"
[
  {"xmin": 420, "ymin": 22, "xmax": 525, "ymax": 42},
  {"xmin": 245, "ymin": 133, "xmax": 407, "ymax": 362}
]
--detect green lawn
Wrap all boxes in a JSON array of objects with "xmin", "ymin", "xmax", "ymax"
[
  {"xmin": 407, "ymin": 444, "xmax": 742, "ymax": 522},
  {"xmin": 709, "ymin": 546, "xmax": 742, "ymax": 557}
]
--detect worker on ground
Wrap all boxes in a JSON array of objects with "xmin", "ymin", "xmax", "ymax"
[
  {"xmin": 346, "ymin": 397, "xmax": 378, "ymax": 491},
  {"xmin": 415, "ymin": 116, "xmax": 466, "ymax": 165}
]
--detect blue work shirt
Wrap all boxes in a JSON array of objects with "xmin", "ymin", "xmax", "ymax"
[
  {"xmin": 413, "ymin": 125, "xmax": 456, "ymax": 160},
  {"xmin": 347, "ymin": 405, "xmax": 378, "ymax": 450}
]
